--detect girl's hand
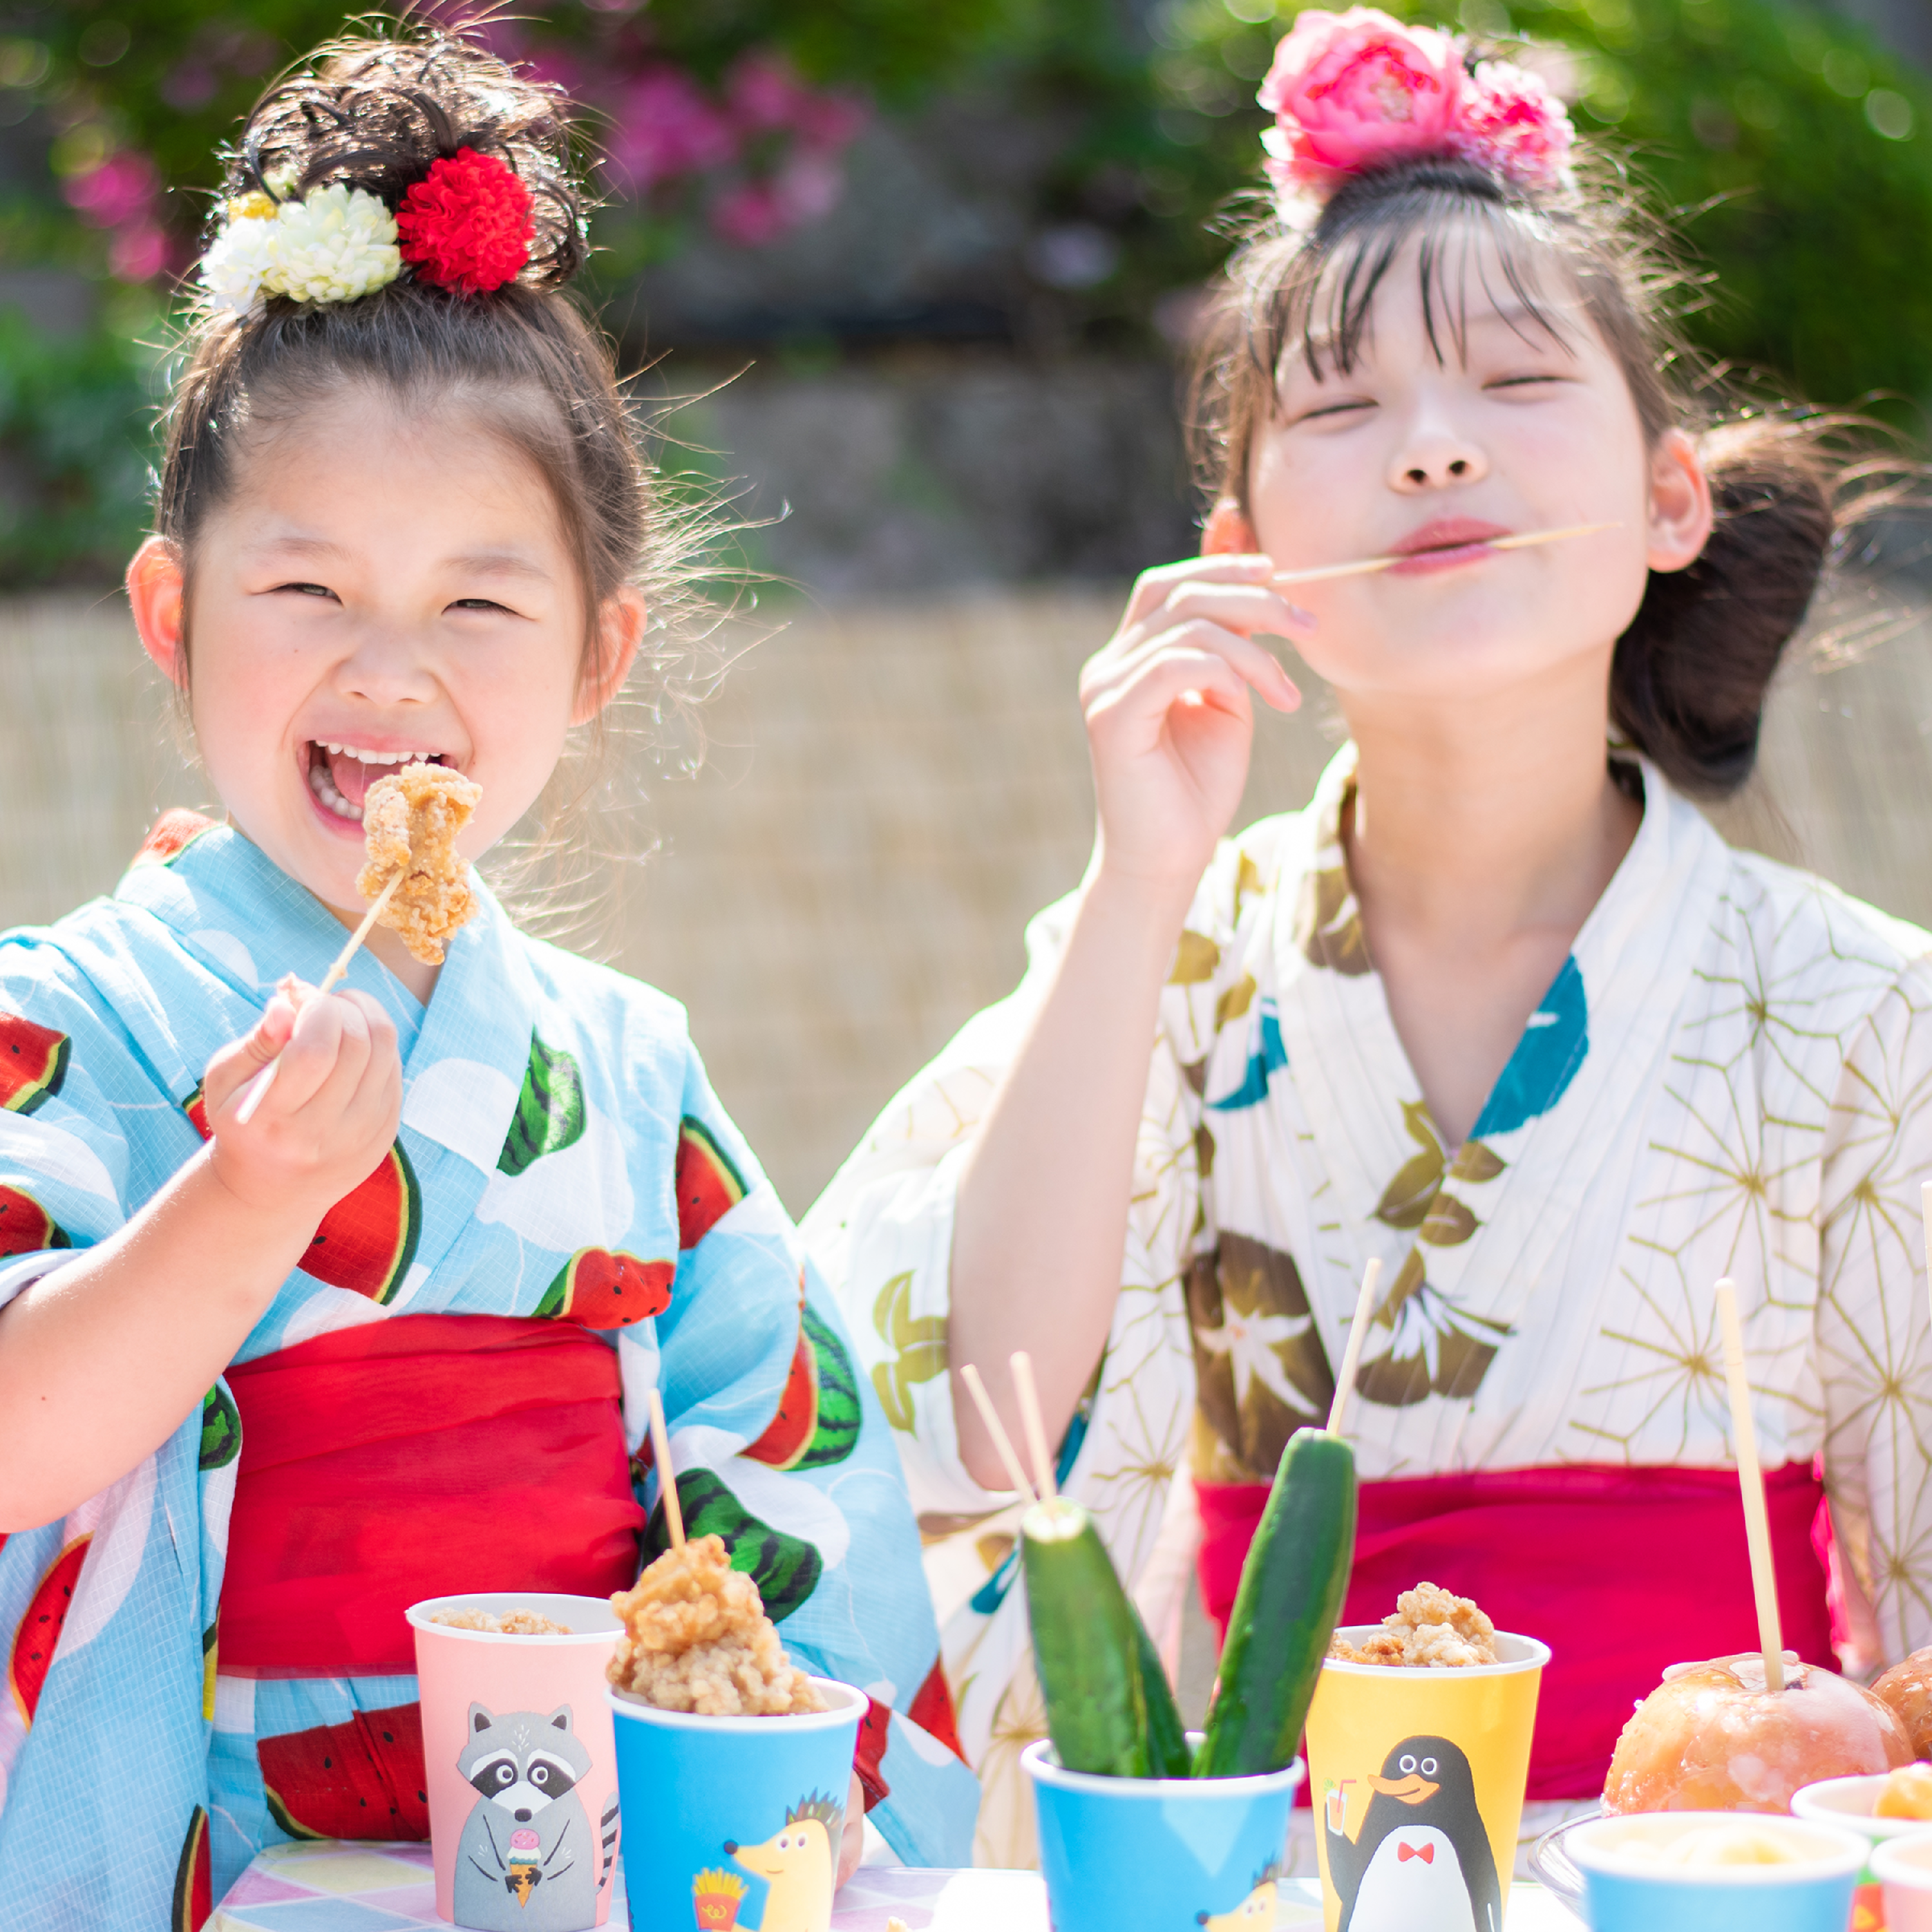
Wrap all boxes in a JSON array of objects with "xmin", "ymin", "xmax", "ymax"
[
  {"xmin": 838, "ymin": 1769, "xmax": 865, "ymax": 1889},
  {"xmin": 1079, "ymin": 555, "xmax": 1309, "ymax": 899},
  {"xmin": 198, "ymin": 985, "xmax": 402, "ymax": 1222}
]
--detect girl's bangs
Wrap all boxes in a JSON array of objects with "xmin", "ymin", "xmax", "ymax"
[{"xmin": 1262, "ymin": 190, "xmax": 1577, "ymax": 390}]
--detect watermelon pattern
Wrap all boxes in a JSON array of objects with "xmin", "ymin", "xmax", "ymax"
[
  {"xmin": 497, "ymin": 1031, "xmax": 586, "ymax": 1177},
  {"xmin": 0, "ymin": 1184, "xmax": 69, "ymax": 1259},
  {"xmin": 909, "ymin": 1658, "xmax": 965, "ymax": 1762},
  {"xmin": 258, "ymin": 1702, "xmax": 430, "ymax": 1842},
  {"xmin": 676, "ymin": 1115, "xmax": 747, "ymax": 1248},
  {"xmin": 131, "ymin": 808, "xmax": 217, "ymax": 871},
  {"xmin": 855, "ymin": 1694, "xmax": 893, "ymax": 1808},
  {"xmin": 171, "ymin": 1806, "xmax": 213, "ymax": 1932},
  {"xmin": 184, "ymin": 1084, "xmax": 422, "ymax": 1302},
  {"xmin": 198, "ymin": 1384, "xmax": 241, "ymax": 1471},
  {"xmin": 0, "ymin": 1013, "xmax": 69, "ymax": 1116},
  {"xmin": 536, "ymin": 1247, "xmax": 674, "ymax": 1328},
  {"xmin": 748, "ymin": 1296, "xmax": 863, "ymax": 1471},
  {"xmin": 8, "ymin": 1533, "xmax": 89, "ymax": 1726},
  {"xmin": 645, "ymin": 1466, "xmax": 821, "ymax": 1621}
]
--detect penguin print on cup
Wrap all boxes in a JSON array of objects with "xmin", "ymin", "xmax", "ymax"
[{"xmin": 1323, "ymin": 1736, "xmax": 1501, "ymax": 1932}]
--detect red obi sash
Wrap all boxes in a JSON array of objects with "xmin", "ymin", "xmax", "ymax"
[
  {"xmin": 1195, "ymin": 1461, "xmax": 1838, "ymax": 1802},
  {"xmin": 222, "ymin": 1314, "xmax": 645, "ymax": 1676}
]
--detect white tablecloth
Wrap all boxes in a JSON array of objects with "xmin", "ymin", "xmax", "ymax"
[{"xmin": 211, "ymin": 1839, "xmax": 1586, "ymax": 1929}]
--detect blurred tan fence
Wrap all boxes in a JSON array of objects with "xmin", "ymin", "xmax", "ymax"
[{"xmin": 1, "ymin": 583, "xmax": 1928, "ymax": 1214}]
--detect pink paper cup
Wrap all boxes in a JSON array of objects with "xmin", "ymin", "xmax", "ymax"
[{"xmin": 408, "ymin": 1592, "xmax": 624, "ymax": 1932}]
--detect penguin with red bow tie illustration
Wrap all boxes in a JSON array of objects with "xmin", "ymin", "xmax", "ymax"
[{"xmin": 1325, "ymin": 1736, "xmax": 1500, "ymax": 1932}]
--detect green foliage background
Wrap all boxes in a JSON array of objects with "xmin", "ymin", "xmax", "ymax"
[
  {"xmin": 1150, "ymin": 0, "xmax": 1932, "ymax": 410},
  {"xmin": 0, "ymin": 0, "xmax": 1922, "ymax": 582}
]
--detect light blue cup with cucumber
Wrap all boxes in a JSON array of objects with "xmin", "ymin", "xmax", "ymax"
[
  {"xmin": 1566, "ymin": 1811, "xmax": 1869, "ymax": 1932},
  {"xmin": 1023, "ymin": 1735, "xmax": 1303, "ymax": 1932}
]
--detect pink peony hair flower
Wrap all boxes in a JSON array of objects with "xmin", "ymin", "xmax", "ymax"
[
  {"xmin": 1454, "ymin": 60, "xmax": 1575, "ymax": 189},
  {"xmin": 1255, "ymin": 7, "xmax": 1576, "ymax": 211},
  {"xmin": 1258, "ymin": 8, "xmax": 1466, "ymax": 196}
]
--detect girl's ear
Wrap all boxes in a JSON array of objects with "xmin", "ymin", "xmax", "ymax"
[
  {"xmin": 572, "ymin": 583, "xmax": 647, "ymax": 725},
  {"xmin": 1201, "ymin": 498, "xmax": 1260, "ymax": 557},
  {"xmin": 1645, "ymin": 428, "xmax": 1714, "ymax": 575},
  {"xmin": 127, "ymin": 535, "xmax": 188, "ymax": 687}
]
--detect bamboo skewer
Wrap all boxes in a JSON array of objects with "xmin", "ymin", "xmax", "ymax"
[
  {"xmin": 648, "ymin": 1386, "xmax": 685, "ymax": 1550},
  {"xmin": 1920, "ymin": 1180, "xmax": 1932, "ymax": 1338},
  {"xmin": 232, "ymin": 871, "xmax": 404, "ymax": 1128},
  {"xmin": 1327, "ymin": 1256, "xmax": 1384, "ymax": 1441},
  {"xmin": 319, "ymin": 869, "xmax": 403, "ymax": 995},
  {"xmin": 1714, "ymin": 1278, "xmax": 1785, "ymax": 1693},
  {"xmin": 1271, "ymin": 520, "xmax": 1621, "ymax": 589},
  {"xmin": 1009, "ymin": 1350, "xmax": 1059, "ymax": 1502},
  {"xmin": 961, "ymin": 1363, "xmax": 1039, "ymax": 1507}
]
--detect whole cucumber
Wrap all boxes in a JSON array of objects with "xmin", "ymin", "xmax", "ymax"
[
  {"xmin": 1021, "ymin": 1495, "xmax": 1192, "ymax": 1779},
  {"xmin": 1195, "ymin": 1426, "xmax": 1357, "ymax": 1779}
]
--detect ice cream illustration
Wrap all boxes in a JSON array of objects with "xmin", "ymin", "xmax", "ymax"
[{"xmin": 507, "ymin": 1828, "xmax": 542, "ymax": 1906}]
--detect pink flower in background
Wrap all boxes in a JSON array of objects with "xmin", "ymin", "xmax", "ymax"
[
  {"xmin": 62, "ymin": 150, "xmax": 158, "ymax": 229},
  {"xmin": 710, "ymin": 150, "xmax": 843, "ymax": 246},
  {"xmin": 1455, "ymin": 60, "xmax": 1575, "ymax": 188},
  {"xmin": 602, "ymin": 66, "xmax": 739, "ymax": 194},
  {"xmin": 108, "ymin": 225, "xmax": 169, "ymax": 281},
  {"xmin": 726, "ymin": 52, "xmax": 814, "ymax": 134},
  {"xmin": 1258, "ymin": 7, "xmax": 1466, "ymax": 193}
]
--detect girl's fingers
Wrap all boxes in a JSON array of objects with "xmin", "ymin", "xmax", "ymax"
[
  {"xmin": 1118, "ymin": 553, "xmax": 1278, "ymax": 631},
  {"xmin": 1087, "ymin": 645, "xmax": 1255, "ymax": 740},
  {"xmin": 1088, "ymin": 620, "xmax": 1300, "ymax": 717},
  {"xmin": 1153, "ymin": 579, "xmax": 1314, "ymax": 639},
  {"xmin": 242, "ymin": 994, "xmax": 368, "ymax": 1122}
]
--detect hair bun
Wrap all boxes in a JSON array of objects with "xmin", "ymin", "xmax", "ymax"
[{"xmin": 229, "ymin": 33, "xmax": 584, "ymax": 290}]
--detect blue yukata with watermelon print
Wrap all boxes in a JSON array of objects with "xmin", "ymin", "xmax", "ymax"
[{"xmin": 0, "ymin": 814, "xmax": 977, "ymax": 1931}]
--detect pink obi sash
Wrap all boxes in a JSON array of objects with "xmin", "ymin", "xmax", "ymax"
[
  {"xmin": 1195, "ymin": 1462, "xmax": 1839, "ymax": 1801},
  {"xmin": 222, "ymin": 1314, "xmax": 646, "ymax": 1676}
]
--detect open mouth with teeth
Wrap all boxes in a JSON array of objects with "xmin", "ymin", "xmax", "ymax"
[{"xmin": 306, "ymin": 742, "xmax": 452, "ymax": 824}]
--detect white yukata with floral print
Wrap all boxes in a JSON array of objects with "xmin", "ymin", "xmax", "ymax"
[{"xmin": 805, "ymin": 746, "xmax": 1932, "ymax": 1868}]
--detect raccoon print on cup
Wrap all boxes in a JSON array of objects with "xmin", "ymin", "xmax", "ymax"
[{"xmin": 453, "ymin": 1703, "xmax": 619, "ymax": 1931}]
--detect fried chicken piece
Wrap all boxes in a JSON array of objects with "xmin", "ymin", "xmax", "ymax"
[
  {"xmin": 430, "ymin": 1607, "xmax": 574, "ymax": 1635},
  {"xmin": 1328, "ymin": 1581, "xmax": 1499, "ymax": 1668},
  {"xmin": 354, "ymin": 762, "xmax": 481, "ymax": 965},
  {"xmin": 607, "ymin": 1533, "xmax": 824, "ymax": 1717}
]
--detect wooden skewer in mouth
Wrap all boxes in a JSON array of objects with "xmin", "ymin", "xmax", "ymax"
[{"xmin": 1271, "ymin": 520, "xmax": 1622, "ymax": 588}]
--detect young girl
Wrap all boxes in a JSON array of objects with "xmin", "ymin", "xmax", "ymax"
[
  {"xmin": 0, "ymin": 32, "xmax": 974, "ymax": 1926},
  {"xmin": 808, "ymin": 8, "xmax": 1932, "ymax": 1866}
]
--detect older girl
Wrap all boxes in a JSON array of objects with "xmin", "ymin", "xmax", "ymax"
[{"xmin": 809, "ymin": 8, "xmax": 1932, "ymax": 1864}]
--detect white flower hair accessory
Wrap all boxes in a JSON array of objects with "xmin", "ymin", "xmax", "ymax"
[{"xmin": 200, "ymin": 182, "xmax": 402, "ymax": 317}]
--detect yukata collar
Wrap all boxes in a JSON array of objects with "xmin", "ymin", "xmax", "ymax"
[
  {"xmin": 117, "ymin": 822, "xmax": 542, "ymax": 1148},
  {"xmin": 1285, "ymin": 739, "xmax": 1657, "ymax": 963}
]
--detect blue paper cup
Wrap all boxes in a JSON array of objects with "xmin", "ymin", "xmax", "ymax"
[
  {"xmin": 1568, "ymin": 1811, "xmax": 1869, "ymax": 1932},
  {"xmin": 1021, "ymin": 1736, "xmax": 1303, "ymax": 1932},
  {"xmin": 607, "ymin": 1677, "xmax": 862, "ymax": 1932}
]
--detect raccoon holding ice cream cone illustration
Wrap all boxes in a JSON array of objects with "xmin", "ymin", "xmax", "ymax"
[{"xmin": 453, "ymin": 1703, "xmax": 618, "ymax": 1930}]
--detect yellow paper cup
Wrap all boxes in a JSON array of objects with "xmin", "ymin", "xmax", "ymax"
[{"xmin": 1305, "ymin": 1627, "xmax": 1549, "ymax": 1932}]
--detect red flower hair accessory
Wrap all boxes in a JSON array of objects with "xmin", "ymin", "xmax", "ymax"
[
  {"xmin": 1258, "ymin": 7, "xmax": 1573, "ymax": 217},
  {"xmin": 395, "ymin": 147, "xmax": 534, "ymax": 294}
]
